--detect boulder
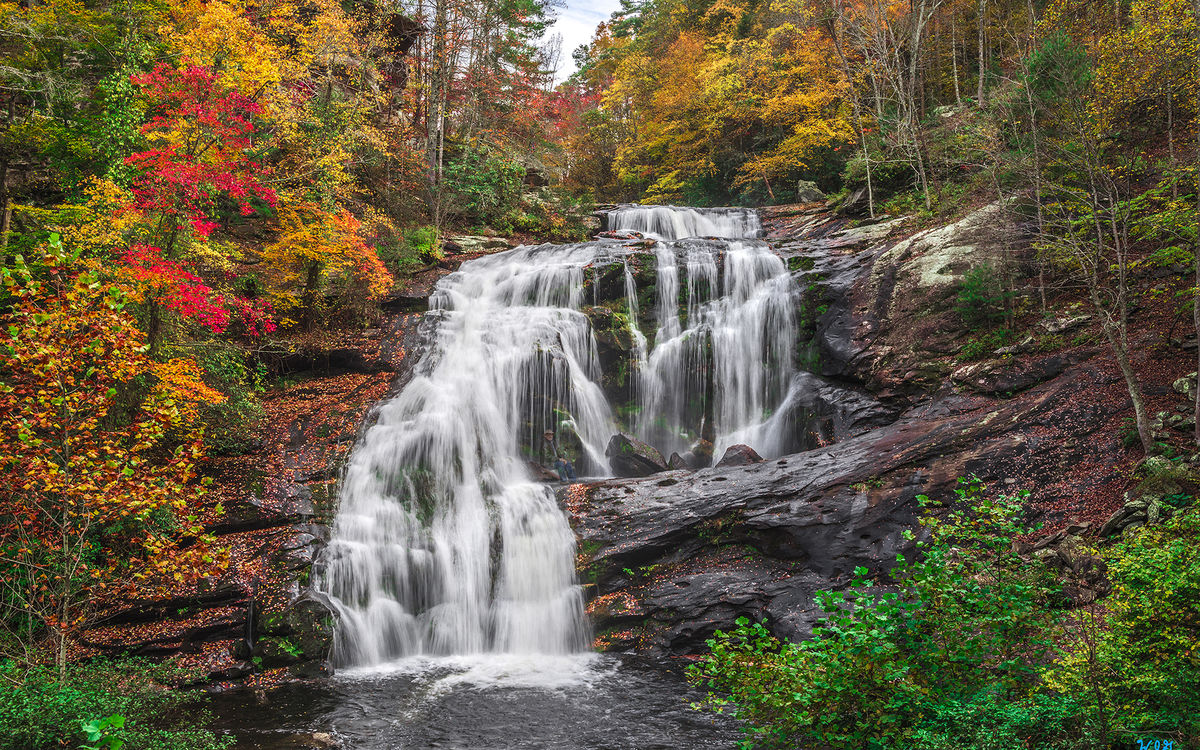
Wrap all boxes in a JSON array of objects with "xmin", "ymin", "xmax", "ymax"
[
  {"xmin": 1040, "ymin": 315, "xmax": 1090, "ymax": 335},
  {"xmin": 667, "ymin": 452, "xmax": 689, "ymax": 471},
  {"xmin": 528, "ymin": 461, "xmax": 560, "ymax": 482},
  {"xmin": 1173, "ymin": 372, "xmax": 1197, "ymax": 402},
  {"xmin": 256, "ymin": 636, "xmax": 302, "ymax": 668},
  {"xmin": 259, "ymin": 595, "xmax": 335, "ymax": 664},
  {"xmin": 715, "ymin": 444, "xmax": 764, "ymax": 468},
  {"xmin": 1099, "ymin": 494, "xmax": 1153, "ymax": 537},
  {"xmin": 838, "ymin": 186, "xmax": 872, "ymax": 217},
  {"xmin": 443, "ymin": 235, "xmax": 510, "ymax": 254},
  {"xmin": 795, "ymin": 180, "xmax": 826, "ymax": 203},
  {"xmin": 1039, "ymin": 536, "xmax": 1111, "ymax": 605},
  {"xmin": 605, "ymin": 433, "xmax": 668, "ymax": 477}
]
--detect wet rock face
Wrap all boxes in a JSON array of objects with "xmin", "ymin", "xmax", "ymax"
[
  {"xmin": 772, "ymin": 372, "xmax": 903, "ymax": 451},
  {"xmin": 952, "ymin": 351, "xmax": 1097, "ymax": 396},
  {"xmin": 257, "ymin": 595, "xmax": 337, "ymax": 675},
  {"xmin": 567, "ymin": 204, "xmax": 1139, "ymax": 658},
  {"xmin": 568, "ymin": 360, "xmax": 1120, "ymax": 655}
]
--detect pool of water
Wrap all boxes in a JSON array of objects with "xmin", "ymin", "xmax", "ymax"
[{"xmin": 208, "ymin": 654, "xmax": 743, "ymax": 750}]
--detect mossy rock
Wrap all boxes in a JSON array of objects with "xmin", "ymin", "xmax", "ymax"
[
  {"xmin": 256, "ymin": 636, "xmax": 303, "ymax": 668},
  {"xmin": 258, "ymin": 596, "xmax": 335, "ymax": 662},
  {"xmin": 583, "ymin": 305, "xmax": 636, "ymax": 352}
]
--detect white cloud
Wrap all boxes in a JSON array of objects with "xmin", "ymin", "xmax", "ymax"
[{"xmin": 549, "ymin": 0, "xmax": 623, "ymax": 83}]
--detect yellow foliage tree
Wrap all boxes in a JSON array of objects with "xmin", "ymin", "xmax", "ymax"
[{"xmin": 261, "ymin": 201, "xmax": 392, "ymax": 330}]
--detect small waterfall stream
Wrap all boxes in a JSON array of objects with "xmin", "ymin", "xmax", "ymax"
[{"xmin": 320, "ymin": 205, "xmax": 800, "ymax": 669}]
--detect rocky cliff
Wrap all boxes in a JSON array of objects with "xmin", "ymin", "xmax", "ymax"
[{"xmin": 566, "ymin": 203, "xmax": 1192, "ymax": 655}]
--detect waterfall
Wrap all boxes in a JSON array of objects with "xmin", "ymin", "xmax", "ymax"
[
  {"xmin": 320, "ymin": 206, "xmax": 798, "ymax": 668},
  {"xmin": 607, "ymin": 205, "xmax": 762, "ymax": 240}
]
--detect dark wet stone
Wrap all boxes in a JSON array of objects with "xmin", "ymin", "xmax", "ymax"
[
  {"xmin": 606, "ymin": 433, "xmax": 668, "ymax": 477},
  {"xmin": 687, "ymin": 439, "xmax": 714, "ymax": 469},
  {"xmin": 568, "ymin": 367, "xmax": 1117, "ymax": 655},
  {"xmin": 952, "ymin": 351, "xmax": 1097, "ymax": 396},
  {"xmin": 715, "ymin": 444, "xmax": 763, "ymax": 467}
]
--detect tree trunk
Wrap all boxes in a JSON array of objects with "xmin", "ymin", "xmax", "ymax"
[
  {"xmin": 976, "ymin": 0, "xmax": 988, "ymax": 107},
  {"xmin": 300, "ymin": 260, "xmax": 322, "ymax": 332},
  {"xmin": 1193, "ymin": 0, "xmax": 1200, "ymax": 444},
  {"xmin": 951, "ymin": 13, "xmax": 962, "ymax": 106}
]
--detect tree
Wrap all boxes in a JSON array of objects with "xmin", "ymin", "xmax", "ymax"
[
  {"xmin": 125, "ymin": 64, "xmax": 276, "ymax": 254},
  {"xmin": 0, "ymin": 237, "xmax": 227, "ymax": 677},
  {"xmin": 1029, "ymin": 31, "xmax": 1159, "ymax": 455},
  {"xmin": 260, "ymin": 203, "xmax": 392, "ymax": 330}
]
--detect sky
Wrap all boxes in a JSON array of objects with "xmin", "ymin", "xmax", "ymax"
[{"xmin": 550, "ymin": 0, "xmax": 623, "ymax": 83}]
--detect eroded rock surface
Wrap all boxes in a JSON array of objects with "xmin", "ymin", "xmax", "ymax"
[{"xmin": 568, "ymin": 367, "xmax": 1119, "ymax": 654}]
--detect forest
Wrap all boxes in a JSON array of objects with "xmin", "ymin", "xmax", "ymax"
[{"xmin": 0, "ymin": 0, "xmax": 1197, "ymax": 747}]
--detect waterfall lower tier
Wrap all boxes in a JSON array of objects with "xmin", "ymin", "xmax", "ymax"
[{"xmin": 320, "ymin": 206, "xmax": 799, "ymax": 667}]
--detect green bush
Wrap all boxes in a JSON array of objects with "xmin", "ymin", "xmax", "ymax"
[
  {"xmin": 909, "ymin": 691, "xmax": 1098, "ymax": 750},
  {"xmin": 691, "ymin": 478, "xmax": 1200, "ymax": 749},
  {"xmin": 690, "ymin": 478, "xmax": 1062, "ymax": 749},
  {"xmin": 1045, "ymin": 508, "xmax": 1200, "ymax": 746},
  {"xmin": 0, "ymin": 659, "xmax": 231, "ymax": 750},
  {"xmin": 404, "ymin": 225, "xmax": 441, "ymax": 261},
  {"xmin": 957, "ymin": 263, "xmax": 1011, "ymax": 329},
  {"xmin": 443, "ymin": 145, "xmax": 524, "ymax": 227}
]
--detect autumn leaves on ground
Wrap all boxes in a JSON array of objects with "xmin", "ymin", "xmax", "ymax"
[{"xmin": 1, "ymin": 0, "xmax": 1199, "ymax": 747}]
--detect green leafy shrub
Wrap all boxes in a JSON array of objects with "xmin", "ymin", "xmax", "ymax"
[
  {"xmin": 443, "ymin": 145, "xmax": 524, "ymax": 227},
  {"xmin": 1045, "ymin": 508, "xmax": 1200, "ymax": 746},
  {"xmin": 0, "ymin": 659, "xmax": 231, "ymax": 750},
  {"xmin": 909, "ymin": 691, "xmax": 1097, "ymax": 750},
  {"xmin": 81, "ymin": 715, "xmax": 126, "ymax": 750},
  {"xmin": 690, "ymin": 478, "xmax": 1062, "ymax": 749},
  {"xmin": 404, "ymin": 225, "xmax": 441, "ymax": 261},
  {"xmin": 691, "ymin": 477, "xmax": 1200, "ymax": 749},
  {"xmin": 958, "ymin": 328, "xmax": 1014, "ymax": 361}
]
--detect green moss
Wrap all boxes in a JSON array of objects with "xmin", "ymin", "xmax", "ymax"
[{"xmin": 787, "ymin": 255, "xmax": 817, "ymax": 273}]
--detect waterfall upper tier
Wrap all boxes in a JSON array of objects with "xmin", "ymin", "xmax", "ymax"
[
  {"xmin": 320, "ymin": 206, "xmax": 802, "ymax": 668},
  {"xmin": 607, "ymin": 205, "xmax": 762, "ymax": 241}
]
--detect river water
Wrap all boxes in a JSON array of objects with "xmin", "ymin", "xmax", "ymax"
[
  {"xmin": 211, "ymin": 206, "xmax": 798, "ymax": 748},
  {"xmin": 209, "ymin": 654, "xmax": 742, "ymax": 749}
]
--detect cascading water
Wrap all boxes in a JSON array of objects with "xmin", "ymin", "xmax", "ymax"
[
  {"xmin": 607, "ymin": 204, "xmax": 763, "ymax": 240},
  {"xmin": 320, "ymin": 205, "xmax": 800, "ymax": 669},
  {"xmin": 614, "ymin": 206, "xmax": 799, "ymax": 458}
]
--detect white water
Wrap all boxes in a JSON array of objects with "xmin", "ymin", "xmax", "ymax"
[
  {"xmin": 320, "ymin": 205, "xmax": 798, "ymax": 669},
  {"xmin": 607, "ymin": 205, "xmax": 762, "ymax": 241}
]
